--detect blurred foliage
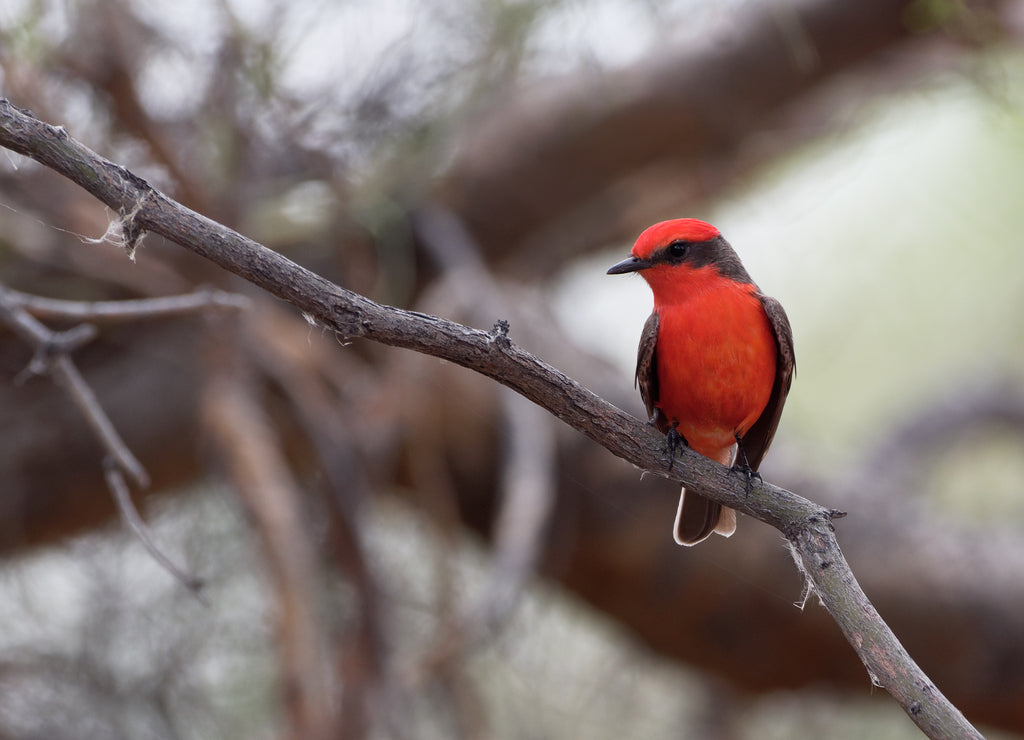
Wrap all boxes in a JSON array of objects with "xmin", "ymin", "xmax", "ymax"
[{"xmin": 8, "ymin": 489, "xmax": 1014, "ymax": 740}]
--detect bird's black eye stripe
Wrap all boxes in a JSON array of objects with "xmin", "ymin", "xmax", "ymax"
[{"xmin": 668, "ymin": 240, "xmax": 689, "ymax": 258}]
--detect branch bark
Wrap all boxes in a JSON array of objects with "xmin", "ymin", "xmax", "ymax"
[{"xmin": 0, "ymin": 99, "xmax": 985, "ymax": 739}]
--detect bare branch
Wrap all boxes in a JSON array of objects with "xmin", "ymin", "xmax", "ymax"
[
  {"xmin": 4, "ymin": 287, "xmax": 249, "ymax": 323},
  {"xmin": 103, "ymin": 459, "xmax": 205, "ymax": 598},
  {"xmin": 0, "ymin": 283, "xmax": 147, "ymax": 487},
  {"xmin": 0, "ymin": 98, "xmax": 985, "ymax": 740},
  {"xmin": 0, "ymin": 281, "xmax": 209, "ymax": 594}
]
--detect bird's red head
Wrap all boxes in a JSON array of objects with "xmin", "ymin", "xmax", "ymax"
[
  {"xmin": 631, "ymin": 219, "xmax": 720, "ymax": 260},
  {"xmin": 606, "ymin": 218, "xmax": 752, "ymax": 299}
]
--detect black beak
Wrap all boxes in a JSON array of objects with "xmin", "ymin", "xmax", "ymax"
[{"xmin": 607, "ymin": 255, "xmax": 650, "ymax": 275}]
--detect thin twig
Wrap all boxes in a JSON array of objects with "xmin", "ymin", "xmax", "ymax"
[
  {"xmin": 0, "ymin": 97, "xmax": 985, "ymax": 740},
  {"xmin": 4, "ymin": 286, "xmax": 249, "ymax": 322},
  {"xmin": 0, "ymin": 284, "xmax": 148, "ymax": 487},
  {"xmin": 52, "ymin": 354, "xmax": 150, "ymax": 487},
  {"xmin": 104, "ymin": 459, "xmax": 205, "ymax": 599},
  {"xmin": 0, "ymin": 282, "xmax": 207, "ymax": 593}
]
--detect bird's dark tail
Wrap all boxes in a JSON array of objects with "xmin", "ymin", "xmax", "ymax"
[{"xmin": 673, "ymin": 489, "xmax": 736, "ymax": 546}]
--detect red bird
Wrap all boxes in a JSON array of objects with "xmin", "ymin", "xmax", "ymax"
[{"xmin": 608, "ymin": 219, "xmax": 794, "ymax": 545}]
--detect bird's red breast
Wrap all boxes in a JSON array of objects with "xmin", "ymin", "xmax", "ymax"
[{"xmin": 651, "ymin": 268, "xmax": 777, "ymax": 463}]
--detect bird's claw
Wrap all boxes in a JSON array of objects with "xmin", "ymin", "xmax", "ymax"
[
  {"xmin": 729, "ymin": 464, "xmax": 761, "ymax": 496},
  {"xmin": 664, "ymin": 425, "xmax": 688, "ymax": 470}
]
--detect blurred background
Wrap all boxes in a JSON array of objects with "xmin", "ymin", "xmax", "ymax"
[{"xmin": 1, "ymin": 0, "xmax": 1024, "ymax": 738}]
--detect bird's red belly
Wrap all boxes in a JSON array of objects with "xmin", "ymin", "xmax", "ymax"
[{"xmin": 654, "ymin": 293, "xmax": 777, "ymax": 460}]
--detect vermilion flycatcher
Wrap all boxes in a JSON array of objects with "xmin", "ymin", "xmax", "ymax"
[{"xmin": 608, "ymin": 218, "xmax": 795, "ymax": 545}]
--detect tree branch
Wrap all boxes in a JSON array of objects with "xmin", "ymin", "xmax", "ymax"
[
  {"xmin": 0, "ymin": 283, "xmax": 145, "ymax": 480},
  {"xmin": 103, "ymin": 459, "xmax": 204, "ymax": 598},
  {"xmin": 0, "ymin": 281, "xmax": 205, "ymax": 596},
  {"xmin": 0, "ymin": 98, "xmax": 984, "ymax": 739},
  {"xmin": 4, "ymin": 286, "xmax": 249, "ymax": 322}
]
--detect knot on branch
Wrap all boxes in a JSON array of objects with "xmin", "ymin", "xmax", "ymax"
[
  {"xmin": 783, "ymin": 506, "xmax": 844, "ymax": 545},
  {"xmin": 490, "ymin": 319, "xmax": 511, "ymax": 349},
  {"xmin": 17, "ymin": 323, "xmax": 98, "ymax": 382},
  {"xmin": 329, "ymin": 302, "xmax": 370, "ymax": 341}
]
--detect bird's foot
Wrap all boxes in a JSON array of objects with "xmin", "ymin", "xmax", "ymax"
[
  {"xmin": 729, "ymin": 464, "xmax": 761, "ymax": 496},
  {"xmin": 731, "ymin": 434, "xmax": 760, "ymax": 495},
  {"xmin": 664, "ymin": 425, "xmax": 688, "ymax": 470}
]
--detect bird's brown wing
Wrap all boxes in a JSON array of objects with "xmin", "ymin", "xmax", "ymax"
[
  {"xmin": 635, "ymin": 311, "xmax": 671, "ymax": 434},
  {"xmin": 741, "ymin": 293, "xmax": 795, "ymax": 470}
]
